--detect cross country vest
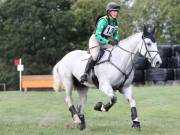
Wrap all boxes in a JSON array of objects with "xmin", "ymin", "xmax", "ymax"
[{"xmin": 95, "ymin": 16, "xmax": 118, "ymax": 38}]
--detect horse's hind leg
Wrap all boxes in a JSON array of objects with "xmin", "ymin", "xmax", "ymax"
[
  {"xmin": 122, "ymin": 85, "xmax": 141, "ymax": 130},
  {"xmin": 76, "ymin": 88, "xmax": 88, "ymax": 130},
  {"xmin": 61, "ymin": 71, "xmax": 81, "ymax": 125}
]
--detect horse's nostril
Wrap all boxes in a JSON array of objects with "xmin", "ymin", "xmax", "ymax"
[{"xmin": 155, "ymin": 61, "xmax": 161, "ymax": 68}]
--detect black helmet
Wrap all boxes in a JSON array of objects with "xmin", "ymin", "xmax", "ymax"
[{"xmin": 106, "ymin": 2, "xmax": 120, "ymax": 12}]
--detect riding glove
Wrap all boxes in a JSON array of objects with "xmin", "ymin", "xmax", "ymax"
[{"xmin": 109, "ymin": 40, "xmax": 118, "ymax": 46}]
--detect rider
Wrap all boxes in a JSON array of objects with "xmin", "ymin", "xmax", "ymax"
[{"xmin": 80, "ymin": 2, "xmax": 120, "ymax": 83}]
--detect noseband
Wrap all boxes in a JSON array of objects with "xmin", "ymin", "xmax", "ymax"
[{"xmin": 140, "ymin": 36, "xmax": 160, "ymax": 63}]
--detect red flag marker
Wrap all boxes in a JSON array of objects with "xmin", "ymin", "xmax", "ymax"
[{"xmin": 14, "ymin": 59, "xmax": 20, "ymax": 65}]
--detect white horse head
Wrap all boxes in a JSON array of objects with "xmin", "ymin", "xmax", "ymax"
[{"xmin": 138, "ymin": 25, "xmax": 162, "ymax": 67}]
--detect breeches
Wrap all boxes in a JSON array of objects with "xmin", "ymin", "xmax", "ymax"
[
  {"xmin": 89, "ymin": 34, "xmax": 111, "ymax": 61},
  {"xmin": 89, "ymin": 34, "xmax": 100, "ymax": 61}
]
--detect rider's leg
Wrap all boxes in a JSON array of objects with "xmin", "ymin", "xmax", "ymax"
[
  {"xmin": 80, "ymin": 57, "xmax": 95, "ymax": 83},
  {"xmin": 80, "ymin": 34, "xmax": 100, "ymax": 83}
]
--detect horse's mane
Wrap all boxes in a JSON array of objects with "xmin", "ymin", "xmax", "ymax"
[{"xmin": 119, "ymin": 32, "xmax": 142, "ymax": 44}]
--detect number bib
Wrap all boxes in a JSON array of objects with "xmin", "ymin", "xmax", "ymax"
[{"xmin": 103, "ymin": 25, "xmax": 117, "ymax": 36}]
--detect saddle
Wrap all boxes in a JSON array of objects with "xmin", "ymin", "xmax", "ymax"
[
  {"xmin": 87, "ymin": 47, "xmax": 113, "ymax": 88},
  {"xmin": 87, "ymin": 47, "xmax": 105, "ymax": 63},
  {"xmin": 90, "ymin": 48, "xmax": 105, "ymax": 88},
  {"xmin": 95, "ymin": 48, "xmax": 105, "ymax": 63}
]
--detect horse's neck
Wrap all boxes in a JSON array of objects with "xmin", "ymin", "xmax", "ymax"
[
  {"xmin": 119, "ymin": 32, "xmax": 142, "ymax": 54},
  {"xmin": 111, "ymin": 33, "xmax": 143, "ymax": 71}
]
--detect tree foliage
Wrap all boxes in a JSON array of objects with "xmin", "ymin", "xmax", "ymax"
[
  {"xmin": 132, "ymin": 0, "xmax": 180, "ymax": 44},
  {"xmin": 0, "ymin": 0, "xmax": 76, "ymax": 89}
]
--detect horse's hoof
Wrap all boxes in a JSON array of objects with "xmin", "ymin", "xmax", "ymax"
[
  {"xmin": 77, "ymin": 114, "xmax": 86, "ymax": 130},
  {"xmin": 73, "ymin": 114, "xmax": 81, "ymax": 124},
  {"xmin": 65, "ymin": 121, "xmax": 76, "ymax": 129},
  {"xmin": 94, "ymin": 102, "xmax": 103, "ymax": 111},
  {"xmin": 132, "ymin": 121, "xmax": 141, "ymax": 131}
]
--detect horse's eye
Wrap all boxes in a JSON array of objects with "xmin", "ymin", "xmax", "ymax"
[{"xmin": 147, "ymin": 42, "xmax": 151, "ymax": 46}]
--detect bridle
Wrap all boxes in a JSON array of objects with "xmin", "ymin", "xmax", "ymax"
[
  {"xmin": 140, "ymin": 36, "xmax": 160, "ymax": 64},
  {"xmin": 116, "ymin": 35, "xmax": 160, "ymax": 63}
]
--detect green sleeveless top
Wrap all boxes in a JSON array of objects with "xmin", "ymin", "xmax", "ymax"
[{"xmin": 95, "ymin": 16, "xmax": 119, "ymax": 45}]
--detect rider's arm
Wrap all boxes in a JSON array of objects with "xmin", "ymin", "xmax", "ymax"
[
  {"xmin": 113, "ymin": 28, "xmax": 119, "ymax": 42},
  {"xmin": 113, "ymin": 19, "xmax": 119, "ymax": 42},
  {"xmin": 95, "ymin": 19, "xmax": 109, "ymax": 45}
]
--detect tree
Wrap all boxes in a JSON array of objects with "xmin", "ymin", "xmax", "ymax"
[
  {"xmin": 0, "ymin": 0, "xmax": 76, "ymax": 89},
  {"xmin": 131, "ymin": 0, "xmax": 180, "ymax": 44}
]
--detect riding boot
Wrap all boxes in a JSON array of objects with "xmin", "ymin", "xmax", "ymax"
[{"xmin": 80, "ymin": 57, "xmax": 95, "ymax": 83}]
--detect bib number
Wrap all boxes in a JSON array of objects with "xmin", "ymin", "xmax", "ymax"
[{"xmin": 103, "ymin": 25, "xmax": 116, "ymax": 36}]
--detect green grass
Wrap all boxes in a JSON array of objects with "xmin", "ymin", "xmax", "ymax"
[{"xmin": 0, "ymin": 85, "xmax": 180, "ymax": 135}]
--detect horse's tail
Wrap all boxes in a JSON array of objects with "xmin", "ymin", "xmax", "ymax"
[{"xmin": 52, "ymin": 64, "xmax": 64, "ymax": 92}]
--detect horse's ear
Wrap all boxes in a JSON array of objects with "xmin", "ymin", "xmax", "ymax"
[
  {"xmin": 143, "ymin": 25, "xmax": 147, "ymax": 33},
  {"xmin": 143, "ymin": 25, "xmax": 148, "ymax": 36},
  {"xmin": 152, "ymin": 27, "xmax": 155, "ymax": 34}
]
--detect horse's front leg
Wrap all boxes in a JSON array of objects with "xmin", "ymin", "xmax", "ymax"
[
  {"xmin": 94, "ymin": 83, "xmax": 117, "ymax": 112},
  {"xmin": 122, "ymin": 85, "xmax": 141, "ymax": 130}
]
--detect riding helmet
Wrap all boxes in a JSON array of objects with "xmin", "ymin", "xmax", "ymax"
[{"xmin": 106, "ymin": 2, "xmax": 120, "ymax": 12}]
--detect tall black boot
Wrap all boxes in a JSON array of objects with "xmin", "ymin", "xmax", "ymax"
[{"xmin": 80, "ymin": 57, "xmax": 95, "ymax": 83}]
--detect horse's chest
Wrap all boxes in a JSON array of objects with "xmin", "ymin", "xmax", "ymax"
[
  {"xmin": 97, "ymin": 69, "xmax": 125, "ymax": 84},
  {"xmin": 111, "ymin": 76, "xmax": 125, "ymax": 88}
]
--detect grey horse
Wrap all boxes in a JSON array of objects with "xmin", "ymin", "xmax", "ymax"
[{"xmin": 52, "ymin": 26, "xmax": 162, "ymax": 130}]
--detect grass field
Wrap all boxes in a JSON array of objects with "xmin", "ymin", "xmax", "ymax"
[{"xmin": 0, "ymin": 85, "xmax": 180, "ymax": 135}]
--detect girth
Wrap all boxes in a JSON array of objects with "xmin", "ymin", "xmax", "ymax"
[{"xmin": 92, "ymin": 68, "xmax": 99, "ymax": 88}]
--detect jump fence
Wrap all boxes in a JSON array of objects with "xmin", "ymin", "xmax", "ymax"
[{"xmin": 133, "ymin": 45, "xmax": 180, "ymax": 84}]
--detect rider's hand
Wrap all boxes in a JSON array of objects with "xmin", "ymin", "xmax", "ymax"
[{"xmin": 108, "ymin": 40, "xmax": 118, "ymax": 46}]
